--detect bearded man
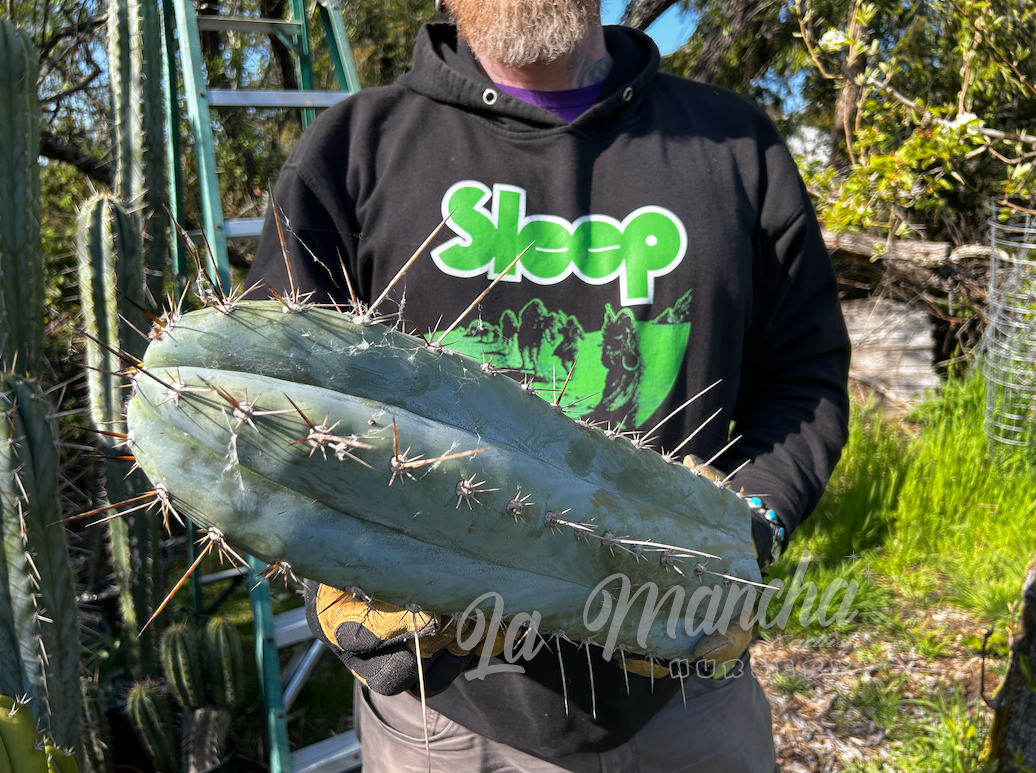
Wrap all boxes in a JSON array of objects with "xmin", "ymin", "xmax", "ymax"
[{"xmin": 247, "ymin": 1, "xmax": 850, "ymax": 770}]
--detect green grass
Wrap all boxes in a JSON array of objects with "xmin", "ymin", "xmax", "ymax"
[
  {"xmin": 845, "ymin": 689, "xmax": 999, "ymax": 773},
  {"xmin": 845, "ymin": 673, "xmax": 909, "ymax": 738},
  {"xmin": 757, "ymin": 371, "xmax": 1036, "ymax": 772},
  {"xmin": 766, "ymin": 371, "xmax": 1036, "ymax": 637},
  {"xmin": 769, "ymin": 667, "xmax": 811, "ymax": 698}
]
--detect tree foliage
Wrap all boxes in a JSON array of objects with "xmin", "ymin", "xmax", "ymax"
[
  {"xmin": 656, "ymin": 0, "xmax": 1036, "ymax": 242},
  {"xmin": 342, "ymin": 0, "xmax": 436, "ymax": 88},
  {"xmin": 5, "ymin": 0, "xmax": 110, "ymax": 184},
  {"xmin": 795, "ymin": 0, "xmax": 1036, "ymax": 242},
  {"xmin": 179, "ymin": 0, "xmax": 437, "ymax": 263}
]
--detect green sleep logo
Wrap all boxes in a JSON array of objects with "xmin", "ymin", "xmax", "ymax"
[{"xmin": 431, "ymin": 181, "xmax": 687, "ymax": 306}]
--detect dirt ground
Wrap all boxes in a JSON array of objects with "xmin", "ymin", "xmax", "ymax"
[{"xmin": 752, "ymin": 608, "xmax": 997, "ymax": 772}]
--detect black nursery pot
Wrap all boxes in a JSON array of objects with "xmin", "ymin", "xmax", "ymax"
[{"xmin": 107, "ymin": 706, "xmax": 154, "ymax": 772}]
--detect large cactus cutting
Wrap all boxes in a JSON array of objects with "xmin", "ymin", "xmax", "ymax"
[{"xmin": 126, "ymin": 292, "xmax": 763, "ymax": 661}]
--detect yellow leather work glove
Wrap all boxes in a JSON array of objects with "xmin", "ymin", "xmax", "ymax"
[
  {"xmin": 674, "ymin": 457, "xmax": 763, "ymax": 671},
  {"xmin": 611, "ymin": 622, "xmax": 755, "ymax": 682},
  {"xmin": 303, "ymin": 580, "xmax": 503, "ymax": 696}
]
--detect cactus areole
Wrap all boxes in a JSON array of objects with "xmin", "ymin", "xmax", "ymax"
[{"xmin": 127, "ymin": 302, "xmax": 761, "ymax": 660}]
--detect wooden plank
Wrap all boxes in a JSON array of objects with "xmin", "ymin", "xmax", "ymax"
[{"xmin": 842, "ymin": 298, "xmax": 940, "ymax": 409}]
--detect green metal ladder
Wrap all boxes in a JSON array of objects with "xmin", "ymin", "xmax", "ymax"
[
  {"xmin": 162, "ymin": 0, "xmax": 360, "ymax": 287},
  {"xmin": 160, "ymin": 1, "xmax": 362, "ymax": 770}
]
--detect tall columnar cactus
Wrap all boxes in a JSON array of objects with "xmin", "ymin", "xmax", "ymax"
[
  {"xmin": 203, "ymin": 617, "xmax": 244, "ymax": 711},
  {"xmin": 77, "ymin": 194, "xmax": 159, "ymax": 677},
  {"xmin": 160, "ymin": 622, "xmax": 203, "ymax": 710},
  {"xmin": 108, "ymin": 0, "xmax": 169, "ymax": 305},
  {"xmin": 0, "ymin": 375, "xmax": 82, "ymax": 753},
  {"xmin": 0, "ymin": 20, "xmax": 43, "ymax": 375},
  {"xmin": 78, "ymin": 678, "xmax": 113, "ymax": 773},
  {"xmin": 102, "ymin": 0, "xmax": 170, "ymax": 669},
  {"xmin": 126, "ymin": 299, "xmax": 762, "ymax": 661},
  {"xmin": 125, "ymin": 681, "xmax": 176, "ymax": 773}
]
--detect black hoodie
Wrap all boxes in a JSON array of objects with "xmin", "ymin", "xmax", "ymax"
[{"xmin": 248, "ymin": 22, "xmax": 850, "ymax": 757}]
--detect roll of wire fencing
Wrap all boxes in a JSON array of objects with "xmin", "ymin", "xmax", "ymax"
[{"xmin": 982, "ymin": 209, "xmax": 1036, "ymax": 456}]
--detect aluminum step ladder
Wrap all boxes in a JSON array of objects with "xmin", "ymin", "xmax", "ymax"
[
  {"xmin": 246, "ymin": 558, "xmax": 362, "ymax": 773},
  {"xmin": 160, "ymin": 1, "xmax": 362, "ymax": 769},
  {"xmin": 162, "ymin": 0, "xmax": 360, "ymax": 286}
]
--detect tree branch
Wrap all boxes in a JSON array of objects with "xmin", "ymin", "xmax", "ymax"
[
  {"xmin": 621, "ymin": 0, "xmax": 679, "ymax": 31},
  {"xmin": 795, "ymin": 11, "xmax": 836, "ymax": 80},
  {"xmin": 866, "ymin": 73, "xmax": 1036, "ymax": 145},
  {"xmin": 39, "ymin": 130, "xmax": 113, "ymax": 187},
  {"xmin": 38, "ymin": 16, "xmax": 106, "ymax": 64},
  {"xmin": 686, "ymin": 0, "xmax": 773, "ymax": 86},
  {"xmin": 946, "ymin": 0, "xmax": 1036, "ymax": 99},
  {"xmin": 39, "ymin": 67, "xmax": 101, "ymax": 105}
]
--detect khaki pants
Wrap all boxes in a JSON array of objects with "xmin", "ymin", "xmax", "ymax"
[{"xmin": 354, "ymin": 658, "xmax": 778, "ymax": 773}]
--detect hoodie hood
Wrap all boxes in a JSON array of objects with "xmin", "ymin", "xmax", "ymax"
[{"xmin": 397, "ymin": 22, "xmax": 660, "ymax": 131}]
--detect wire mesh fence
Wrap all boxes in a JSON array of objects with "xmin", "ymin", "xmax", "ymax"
[{"xmin": 983, "ymin": 209, "xmax": 1036, "ymax": 454}]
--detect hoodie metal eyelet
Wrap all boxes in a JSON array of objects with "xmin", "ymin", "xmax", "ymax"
[
  {"xmin": 483, "ymin": 88, "xmax": 498, "ymax": 106},
  {"xmin": 622, "ymin": 86, "xmax": 634, "ymax": 102}
]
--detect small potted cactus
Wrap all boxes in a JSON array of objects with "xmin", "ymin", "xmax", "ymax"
[{"xmin": 127, "ymin": 617, "xmax": 244, "ymax": 773}]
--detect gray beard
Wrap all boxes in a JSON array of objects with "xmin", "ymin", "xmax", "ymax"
[{"xmin": 450, "ymin": 0, "xmax": 600, "ymax": 68}]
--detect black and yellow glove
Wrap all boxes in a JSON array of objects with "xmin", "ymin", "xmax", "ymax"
[{"xmin": 303, "ymin": 580, "xmax": 503, "ymax": 696}]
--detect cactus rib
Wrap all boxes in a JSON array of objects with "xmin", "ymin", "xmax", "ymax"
[
  {"xmin": 203, "ymin": 617, "xmax": 243, "ymax": 711},
  {"xmin": 160, "ymin": 622, "xmax": 203, "ymax": 710},
  {"xmin": 125, "ymin": 681, "xmax": 176, "ymax": 773}
]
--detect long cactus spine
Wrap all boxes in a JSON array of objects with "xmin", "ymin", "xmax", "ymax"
[
  {"xmin": 0, "ymin": 20, "xmax": 43, "ymax": 375},
  {"xmin": 77, "ymin": 195, "xmax": 159, "ymax": 677},
  {"xmin": 126, "ymin": 299, "xmax": 762, "ymax": 659}
]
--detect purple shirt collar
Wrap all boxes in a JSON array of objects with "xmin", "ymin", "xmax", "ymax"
[{"xmin": 494, "ymin": 81, "xmax": 605, "ymax": 123}]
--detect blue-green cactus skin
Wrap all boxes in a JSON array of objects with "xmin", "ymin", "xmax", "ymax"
[
  {"xmin": 107, "ymin": 0, "xmax": 168, "ymax": 305},
  {"xmin": 127, "ymin": 303, "xmax": 761, "ymax": 661}
]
